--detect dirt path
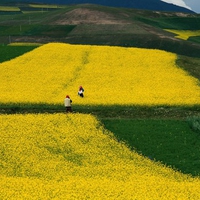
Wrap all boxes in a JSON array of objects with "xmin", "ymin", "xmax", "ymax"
[{"xmin": 52, "ymin": 8, "xmax": 130, "ymax": 25}]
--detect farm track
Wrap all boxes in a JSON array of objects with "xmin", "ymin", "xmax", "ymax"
[
  {"xmin": 1, "ymin": 104, "xmax": 200, "ymax": 120},
  {"xmin": 0, "ymin": 5, "xmax": 200, "ymax": 120}
]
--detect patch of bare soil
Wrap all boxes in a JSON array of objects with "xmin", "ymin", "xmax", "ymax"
[
  {"xmin": 153, "ymin": 11, "xmax": 195, "ymax": 17},
  {"xmin": 143, "ymin": 25, "xmax": 180, "ymax": 41},
  {"xmin": 149, "ymin": 29, "xmax": 179, "ymax": 40},
  {"xmin": 52, "ymin": 8, "xmax": 130, "ymax": 25}
]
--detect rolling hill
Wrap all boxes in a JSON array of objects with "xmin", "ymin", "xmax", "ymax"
[
  {"xmin": 0, "ymin": 4, "xmax": 200, "ymax": 57},
  {"xmin": 2, "ymin": 0, "xmax": 195, "ymax": 13}
]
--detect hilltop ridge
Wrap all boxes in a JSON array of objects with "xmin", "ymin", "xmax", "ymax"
[
  {"xmin": 0, "ymin": 4, "xmax": 200, "ymax": 57},
  {"xmin": 2, "ymin": 0, "xmax": 195, "ymax": 13}
]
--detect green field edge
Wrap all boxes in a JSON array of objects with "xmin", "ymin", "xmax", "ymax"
[
  {"xmin": 101, "ymin": 118, "xmax": 200, "ymax": 177},
  {"xmin": 1, "ymin": 103, "xmax": 200, "ymax": 119},
  {"xmin": 1, "ymin": 102, "xmax": 200, "ymax": 177}
]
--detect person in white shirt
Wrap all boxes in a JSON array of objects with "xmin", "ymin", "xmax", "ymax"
[{"xmin": 64, "ymin": 95, "xmax": 72, "ymax": 112}]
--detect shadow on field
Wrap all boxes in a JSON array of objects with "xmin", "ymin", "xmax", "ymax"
[{"xmin": 1, "ymin": 103, "xmax": 200, "ymax": 119}]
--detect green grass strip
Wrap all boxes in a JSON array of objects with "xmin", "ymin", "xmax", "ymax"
[
  {"xmin": 0, "ymin": 103, "xmax": 200, "ymax": 118},
  {"xmin": 102, "ymin": 118, "xmax": 200, "ymax": 176},
  {"xmin": 0, "ymin": 45, "xmax": 38, "ymax": 63}
]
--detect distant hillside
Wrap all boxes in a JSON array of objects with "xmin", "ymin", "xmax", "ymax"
[
  {"xmin": 4, "ymin": 0, "xmax": 195, "ymax": 13},
  {"xmin": 0, "ymin": 4, "xmax": 199, "ymax": 57}
]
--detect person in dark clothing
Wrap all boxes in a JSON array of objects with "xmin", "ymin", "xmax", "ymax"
[{"xmin": 78, "ymin": 86, "xmax": 84, "ymax": 97}]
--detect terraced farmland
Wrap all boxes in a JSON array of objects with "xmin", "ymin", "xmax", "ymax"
[{"xmin": 0, "ymin": 14, "xmax": 200, "ymax": 198}]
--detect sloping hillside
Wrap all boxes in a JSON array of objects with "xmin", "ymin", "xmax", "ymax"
[
  {"xmin": 1, "ymin": 43, "xmax": 200, "ymax": 105},
  {"xmin": 2, "ymin": 0, "xmax": 195, "ymax": 13},
  {"xmin": 0, "ymin": 4, "xmax": 200, "ymax": 57}
]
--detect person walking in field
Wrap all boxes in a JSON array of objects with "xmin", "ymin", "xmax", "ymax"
[
  {"xmin": 64, "ymin": 95, "xmax": 72, "ymax": 113},
  {"xmin": 78, "ymin": 86, "xmax": 84, "ymax": 97}
]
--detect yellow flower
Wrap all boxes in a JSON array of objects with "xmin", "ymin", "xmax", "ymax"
[
  {"xmin": 164, "ymin": 29, "xmax": 200, "ymax": 40},
  {"xmin": 0, "ymin": 113, "xmax": 200, "ymax": 199},
  {"xmin": 0, "ymin": 43, "xmax": 200, "ymax": 105}
]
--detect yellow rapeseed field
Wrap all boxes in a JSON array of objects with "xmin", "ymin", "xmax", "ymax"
[
  {"xmin": 8, "ymin": 42, "xmax": 42, "ymax": 46},
  {"xmin": 0, "ymin": 6, "xmax": 20, "ymax": 11},
  {"xmin": 0, "ymin": 113, "xmax": 200, "ymax": 199},
  {"xmin": 29, "ymin": 4, "xmax": 65, "ymax": 8},
  {"xmin": 0, "ymin": 43, "xmax": 200, "ymax": 105},
  {"xmin": 165, "ymin": 29, "xmax": 200, "ymax": 40}
]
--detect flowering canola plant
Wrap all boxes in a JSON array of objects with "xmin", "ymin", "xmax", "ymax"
[
  {"xmin": 0, "ymin": 6, "xmax": 20, "ymax": 11},
  {"xmin": 0, "ymin": 113, "xmax": 200, "ymax": 199},
  {"xmin": 164, "ymin": 29, "xmax": 200, "ymax": 40},
  {"xmin": 0, "ymin": 43, "xmax": 200, "ymax": 105},
  {"xmin": 8, "ymin": 42, "xmax": 42, "ymax": 46}
]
